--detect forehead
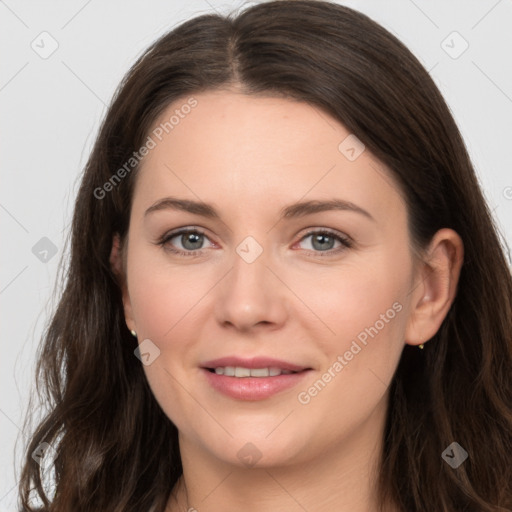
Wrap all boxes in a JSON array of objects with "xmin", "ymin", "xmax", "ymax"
[
  {"xmin": 133, "ymin": 90, "xmax": 406, "ymax": 225},
  {"xmin": 146, "ymin": 90, "xmax": 350, "ymax": 171}
]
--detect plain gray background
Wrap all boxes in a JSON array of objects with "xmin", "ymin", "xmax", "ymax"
[{"xmin": 1, "ymin": 0, "xmax": 511, "ymax": 508}]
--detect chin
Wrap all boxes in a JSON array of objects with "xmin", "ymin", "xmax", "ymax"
[{"xmin": 197, "ymin": 427, "xmax": 312, "ymax": 469}]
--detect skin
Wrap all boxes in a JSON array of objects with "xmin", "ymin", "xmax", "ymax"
[{"xmin": 110, "ymin": 89, "xmax": 463, "ymax": 512}]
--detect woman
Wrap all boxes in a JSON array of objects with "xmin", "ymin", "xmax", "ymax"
[{"xmin": 18, "ymin": 1, "xmax": 512, "ymax": 511}]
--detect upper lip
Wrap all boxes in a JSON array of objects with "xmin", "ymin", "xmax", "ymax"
[{"xmin": 201, "ymin": 356, "xmax": 311, "ymax": 372}]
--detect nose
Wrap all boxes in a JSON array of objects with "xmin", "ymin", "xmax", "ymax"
[{"xmin": 214, "ymin": 241, "xmax": 289, "ymax": 333}]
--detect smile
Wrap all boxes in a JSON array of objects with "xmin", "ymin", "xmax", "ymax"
[
  {"xmin": 201, "ymin": 367, "xmax": 312, "ymax": 400},
  {"xmin": 208, "ymin": 366, "xmax": 298, "ymax": 377}
]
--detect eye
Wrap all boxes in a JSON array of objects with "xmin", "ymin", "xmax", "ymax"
[
  {"xmin": 295, "ymin": 229, "xmax": 353, "ymax": 256},
  {"xmin": 157, "ymin": 228, "xmax": 214, "ymax": 257},
  {"xmin": 156, "ymin": 227, "xmax": 353, "ymax": 258}
]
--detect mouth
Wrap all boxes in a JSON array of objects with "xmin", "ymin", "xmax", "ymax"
[
  {"xmin": 200, "ymin": 357, "xmax": 313, "ymax": 400},
  {"xmin": 203, "ymin": 366, "xmax": 305, "ymax": 377}
]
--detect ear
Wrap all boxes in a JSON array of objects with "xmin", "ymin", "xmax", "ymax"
[
  {"xmin": 110, "ymin": 233, "xmax": 136, "ymax": 333},
  {"xmin": 404, "ymin": 228, "xmax": 464, "ymax": 347}
]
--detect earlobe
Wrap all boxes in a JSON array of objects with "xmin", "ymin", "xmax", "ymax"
[
  {"xmin": 110, "ymin": 233, "xmax": 136, "ymax": 333},
  {"xmin": 405, "ymin": 228, "xmax": 464, "ymax": 347}
]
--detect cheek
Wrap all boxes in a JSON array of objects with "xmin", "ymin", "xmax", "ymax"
[
  {"xmin": 126, "ymin": 258, "xmax": 208, "ymax": 426},
  {"xmin": 127, "ymin": 248, "xmax": 213, "ymax": 340},
  {"xmin": 293, "ymin": 252, "xmax": 410, "ymax": 396},
  {"xmin": 291, "ymin": 267, "xmax": 408, "ymax": 443},
  {"xmin": 296, "ymin": 258, "xmax": 408, "ymax": 344}
]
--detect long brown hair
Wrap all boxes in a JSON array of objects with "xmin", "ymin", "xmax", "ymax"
[{"xmin": 18, "ymin": 1, "xmax": 512, "ymax": 510}]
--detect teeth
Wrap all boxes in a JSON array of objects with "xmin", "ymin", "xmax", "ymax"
[
  {"xmin": 235, "ymin": 367, "xmax": 251, "ymax": 377},
  {"xmin": 251, "ymin": 368, "xmax": 270, "ymax": 377},
  {"xmin": 212, "ymin": 366, "xmax": 296, "ymax": 377},
  {"xmin": 224, "ymin": 366, "xmax": 235, "ymax": 377}
]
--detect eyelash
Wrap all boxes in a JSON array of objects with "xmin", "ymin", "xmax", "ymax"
[{"xmin": 156, "ymin": 227, "xmax": 353, "ymax": 258}]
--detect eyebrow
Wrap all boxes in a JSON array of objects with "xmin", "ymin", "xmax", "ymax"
[{"xmin": 144, "ymin": 197, "xmax": 375, "ymax": 222}]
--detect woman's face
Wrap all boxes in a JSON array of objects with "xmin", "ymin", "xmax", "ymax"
[{"xmin": 119, "ymin": 90, "xmax": 421, "ymax": 468}]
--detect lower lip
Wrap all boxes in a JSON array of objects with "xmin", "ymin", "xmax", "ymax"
[{"xmin": 201, "ymin": 368, "xmax": 312, "ymax": 401}]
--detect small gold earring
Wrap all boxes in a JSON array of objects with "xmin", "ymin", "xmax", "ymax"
[
  {"xmin": 130, "ymin": 330, "xmax": 137, "ymax": 338},
  {"xmin": 419, "ymin": 343, "xmax": 425, "ymax": 349}
]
